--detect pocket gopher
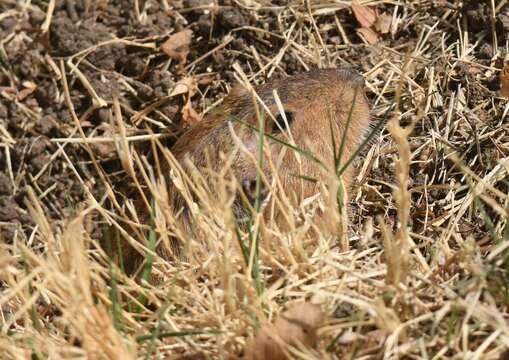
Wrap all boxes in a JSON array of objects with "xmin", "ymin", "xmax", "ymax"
[
  {"xmin": 164, "ymin": 69, "xmax": 371, "ymax": 244},
  {"xmin": 128, "ymin": 68, "xmax": 372, "ymax": 268}
]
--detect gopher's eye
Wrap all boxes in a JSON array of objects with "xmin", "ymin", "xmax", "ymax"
[{"xmin": 273, "ymin": 111, "xmax": 294, "ymax": 133}]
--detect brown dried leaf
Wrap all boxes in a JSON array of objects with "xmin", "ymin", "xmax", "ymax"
[
  {"xmin": 197, "ymin": 75, "xmax": 215, "ymax": 85},
  {"xmin": 352, "ymin": 2, "xmax": 377, "ymax": 28},
  {"xmin": 171, "ymin": 76, "xmax": 201, "ymax": 126},
  {"xmin": 17, "ymin": 87, "xmax": 36, "ymax": 101},
  {"xmin": 17, "ymin": 81, "xmax": 37, "ymax": 101},
  {"xmin": 375, "ymin": 13, "xmax": 392, "ymax": 34},
  {"xmin": 182, "ymin": 100, "xmax": 201, "ymax": 126},
  {"xmin": 170, "ymin": 76, "xmax": 198, "ymax": 97},
  {"xmin": 499, "ymin": 64, "xmax": 509, "ymax": 98},
  {"xmin": 242, "ymin": 303, "xmax": 324, "ymax": 360},
  {"xmin": 356, "ymin": 27, "xmax": 379, "ymax": 45},
  {"xmin": 162, "ymin": 29, "xmax": 193, "ymax": 64}
]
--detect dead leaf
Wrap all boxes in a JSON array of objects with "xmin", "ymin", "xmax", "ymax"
[
  {"xmin": 375, "ymin": 13, "xmax": 392, "ymax": 34},
  {"xmin": 162, "ymin": 29, "xmax": 193, "ymax": 65},
  {"xmin": 352, "ymin": 2, "xmax": 377, "ymax": 28},
  {"xmin": 242, "ymin": 302, "xmax": 324, "ymax": 360},
  {"xmin": 197, "ymin": 75, "xmax": 215, "ymax": 85},
  {"xmin": 17, "ymin": 88, "xmax": 36, "ymax": 101},
  {"xmin": 169, "ymin": 76, "xmax": 201, "ymax": 126},
  {"xmin": 181, "ymin": 100, "xmax": 201, "ymax": 126},
  {"xmin": 170, "ymin": 76, "xmax": 198, "ymax": 97},
  {"xmin": 499, "ymin": 64, "xmax": 509, "ymax": 98},
  {"xmin": 356, "ymin": 27, "xmax": 379, "ymax": 45},
  {"xmin": 17, "ymin": 81, "xmax": 37, "ymax": 101}
]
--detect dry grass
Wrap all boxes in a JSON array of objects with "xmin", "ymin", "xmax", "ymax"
[{"xmin": 1, "ymin": 1, "xmax": 509, "ymax": 359}]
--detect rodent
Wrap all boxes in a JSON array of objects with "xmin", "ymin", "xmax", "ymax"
[{"xmin": 126, "ymin": 68, "xmax": 371, "ymax": 270}]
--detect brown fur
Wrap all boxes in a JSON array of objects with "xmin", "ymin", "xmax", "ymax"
[{"xmin": 128, "ymin": 68, "xmax": 371, "ymax": 272}]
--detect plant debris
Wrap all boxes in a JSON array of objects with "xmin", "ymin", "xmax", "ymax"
[
  {"xmin": 241, "ymin": 303, "xmax": 324, "ymax": 360},
  {"xmin": 162, "ymin": 29, "xmax": 193, "ymax": 71}
]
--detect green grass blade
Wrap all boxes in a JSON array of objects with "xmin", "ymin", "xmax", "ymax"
[
  {"xmin": 136, "ymin": 329, "xmax": 221, "ymax": 342},
  {"xmin": 228, "ymin": 114, "xmax": 328, "ymax": 171},
  {"xmin": 329, "ymin": 109, "xmax": 339, "ymax": 171},
  {"xmin": 337, "ymin": 109, "xmax": 388, "ymax": 176},
  {"xmin": 138, "ymin": 201, "xmax": 157, "ymax": 309},
  {"xmin": 288, "ymin": 172, "xmax": 318, "ymax": 183},
  {"xmin": 251, "ymin": 107, "xmax": 265, "ymax": 295},
  {"xmin": 254, "ymin": 111, "xmax": 265, "ymax": 213},
  {"xmin": 336, "ymin": 87, "xmax": 359, "ymax": 173}
]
